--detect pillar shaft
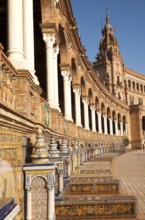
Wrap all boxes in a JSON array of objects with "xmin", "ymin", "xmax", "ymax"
[
  {"xmin": 73, "ymin": 86, "xmax": 82, "ymax": 126},
  {"xmin": 48, "ymin": 185, "xmax": 55, "ymax": 220},
  {"xmin": 43, "ymin": 34, "xmax": 55, "ymax": 108},
  {"xmin": 103, "ymin": 114, "xmax": 108, "ymax": 134},
  {"xmin": 97, "ymin": 111, "xmax": 102, "ymax": 133},
  {"xmin": 61, "ymin": 71, "xmax": 72, "ymax": 121},
  {"xmin": 58, "ymin": 171, "xmax": 63, "ymax": 193},
  {"xmin": 53, "ymin": 46, "xmax": 60, "ymax": 111},
  {"xmin": 90, "ymin": 105, "xmax": 96, "ymax": 132},
  {"xmin": 115, "ymin": 120, "xmax": 118, "ymax": 135},
  {"xmin": 26, "ymin": 188, "xmax": 32, "ymax": 220},
  {"xmin": 23, "ymin": 0, "xmax": 34, "ymax": 71},
  {"xmin": 7, "ymin": 0, "xmax": 24, "ymax": 63},
  {"xmin": 82, "ymin": 98, "xmax": 89, "ymax": 130},
  {"xmin": 109, "ymin": 117, "xmax": 113, "ymax": 135}
]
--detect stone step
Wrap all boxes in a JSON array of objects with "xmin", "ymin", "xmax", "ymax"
[
  {"xmin": 68, "ymin": 180, "xmax": 119, "ymax": 194},
  {"xmin": 70, "ymin": 175, "xmax": 114, "ymax": 183},
  {"xmin": 55, "ymin": 195, "xmax": 137, "ymax": 219}
]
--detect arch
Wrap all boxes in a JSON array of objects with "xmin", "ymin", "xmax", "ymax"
[
  {"xmin": 112, "ymin": 110, "xmax": 116, "ymax": 120},
  {"xmin": 80, "ymin": 76, "xmax": 87, "ymax": 96},
  {"xmin": 95, "ymin": 96, "xmax": 100, "ymax": 110},
  {"xmin": 101, "ymin": 102, "xmax": 106, "ymax": 114},
  {"xmin": 88, "ymin": 88, "xmax": 93, "ymax": 103},
  {"xmin": 71, "ymin": 58, "xmax": 78, "ymax": 85},
  {"xmin": 58, "ymin": 23, "xmax": 68, "ymax": 64},
  {"xmin": 107, "ymin": 107, "xmax": 111, "ymax": 117}
]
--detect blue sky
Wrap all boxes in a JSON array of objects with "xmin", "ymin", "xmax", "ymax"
[{"xmin": 71, "ymin": 0, "xmax": 145, "ymax": 75}]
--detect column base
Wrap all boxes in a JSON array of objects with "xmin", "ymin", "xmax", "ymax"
[
  {"xmin": 65, "ymin": 116, "xmax": 73, "ymax": 122},
  {"xmin": 8, "ymin": 57, "xmax": 28, "ymax": 69},
  {"xmin": 76, "ymin": 123, "xmax": 82, "ymax": 127},
  {"xmin": 48, "ymin": 215, "xmax": 55, "ymax": 220}
]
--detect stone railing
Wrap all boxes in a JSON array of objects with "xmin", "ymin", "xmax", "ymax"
[{"xmin": 0, "ymin": 44, "xmax": 17, "ymax": 110}]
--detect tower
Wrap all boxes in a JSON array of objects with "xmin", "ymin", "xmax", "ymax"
[{"xmin": 93, "ymin": 10, "xmax": 127, "ymax": 102}]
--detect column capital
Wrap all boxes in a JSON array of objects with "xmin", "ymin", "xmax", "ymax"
[
  {"xmin": 47, "ymin": 184, "xmax": 55, "ymax": 191},
  {"xmin": 61, "ymin": 70, "xmax": 72, "ymax": 81},
  {"xmin": 90, "ymin": 104, "xmax": 96, "ymax": 111},
  {"xmin": 43, "ymin": 34, "xmax": 55, "ymax": 48},
  {"xmin": 58, "ymin": 170, "xmax": 63, "ymax": 176},
  {"xmin": 82, "ymin": 96, "xmax": 89, "ymax": 104},
  {"xmin": 26, "ymin": 186, "xmax": 31, "ymax": 192},
  {"xmin": 73, "ymin": 85, "xmax": 81, "ymax": 95}
]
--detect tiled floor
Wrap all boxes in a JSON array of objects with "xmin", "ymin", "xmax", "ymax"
[{"xmin": 112, "ymin": 150, "xmax": 145, "ymax": 220}]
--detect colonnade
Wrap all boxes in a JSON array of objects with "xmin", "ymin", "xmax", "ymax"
[
  {"xmin": 42, "ymin": 33, "xmax": 127, "ymax": 136},
  {"xmin": 7, "ymin": 0, "xmax": 38, "ymax": 84},
  {"xmin": 7, "ymin": 0, "xmax": 127, "ymax": 137}
]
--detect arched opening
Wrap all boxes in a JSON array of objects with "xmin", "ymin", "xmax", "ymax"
[
  {"xmin": 142, "ymin": 116, "xmax": 145, "ymax": 136},
  {"xmin": 80, "ymin": 77, "xmax": 85, "ymax": 128},
  {"xmin": 107, "ymin": 107, "xmax": 111, "ymax": 134},
  {"xmin": 128, "ymin": 80, "xmax": 131, "ymax": 89},
  {"xmin": 123, "ymin": 115, "xmax": 126, "ymax": 135},
  {"xmin": 118, "ymin": 113, "xmax": 121, "ymax": 134},
  {"xmin": 95, "ymin": 97, "xmax": 99, "ymax": 132},
  {"xmin": 34, "ymin": 0, "xmax": 46, "ymax": 96},
  {"xmin": 71, "ymin": 58, "xmax": 78, "ymax": 123},
  {"xmin": 101, "ymin": 102, "xmax": 105, "ymax": 133},
  {"xmin": 0, "ymin": 1, "xmax": 7, "ymax": 53},
  {"xmin": 58, "ymin": 24, "xmax": 68, "ymax": 115},
  {"xmin": 112, "ymin": 111, "xmax": 116, "ymax": 135},
  {"xmin": 88, "ymin": 89, "xmax": 93, "ymax": 130},
  {"xmin": 132, "ymin": 81, "xmax": 135, "ymax": 91}
]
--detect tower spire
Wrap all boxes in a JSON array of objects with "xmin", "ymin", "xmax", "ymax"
[{"xmin": 106, "ymin": 8, "xmax": 110, "ymax": 25}]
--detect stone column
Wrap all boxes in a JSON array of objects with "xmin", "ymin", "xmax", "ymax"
[
  {"xmin": 58, "ymin": 170, "xmax": 63, "ymax": 193},
  {"xmin": 7, "ymin": 0, "xmax": 25, "ymax": 68},
  {"xmin": 48, "ymin": 185, "xmax": 55, "ymax": 220},
  {"xmin": 73, "ymin": 86, "xmax": 82, "ymax": 127},
  {"xmin": 26, "ymin": 187, "xmax": 32, "ymax": 220},
  {"xmin": 67, "ymin": 161, "xmax": 71, "ymax": 176},
  {"xmin": 90, "ymin": 105, "xmax": 96, "ymax": 132},
  {"xmin": 23, "ymin": 0, "xmax": 38, "ymax": 84},
  {"xmin": 115, "ymin": 120, "xmax": 118, "ymax": 135},
  {"xmin": 61, "ymin": 70, "xmax": 72, "ymax": 121},
  {"xmin": 109, "ymin": 117, "xmax": 113, "ymax": 135},
  {"xmin": 82, "ymin": 97, "xmax": 89, "ymax": 130},
  {"xmin": 103, "ymin": 114, "xmax": 108, "ymax": 134},
  {"xmin": 97, "ymin": 111, "xmax": 102, "ymax": 133},
  {"xmin": 53, "ymin": 46, "xmax": 60, "ymax": 111},
  {"xmin": 43, "ymin": 34, "xmax": 55, "ymax": 108}
]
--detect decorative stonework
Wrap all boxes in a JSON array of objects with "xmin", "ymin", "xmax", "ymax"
[
  {"xmin": 70, "ymin": 182, "xmax": 119, "ymax": 194},
  {"xmin": 32, "ymin": 176, "xmax": 48, "ymax": 220},
  {"xmin": 30, "ymin": 128, "xmax": 49, "ymax": 163},
  {"xmin": 55, "ymin": 200, "xmax": 136, "ymax": 218}
]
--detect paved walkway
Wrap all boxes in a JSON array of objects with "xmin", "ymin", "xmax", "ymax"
[{"xmin": 113, "ymin": 150, "xmax": 145, "ymax": 220}]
